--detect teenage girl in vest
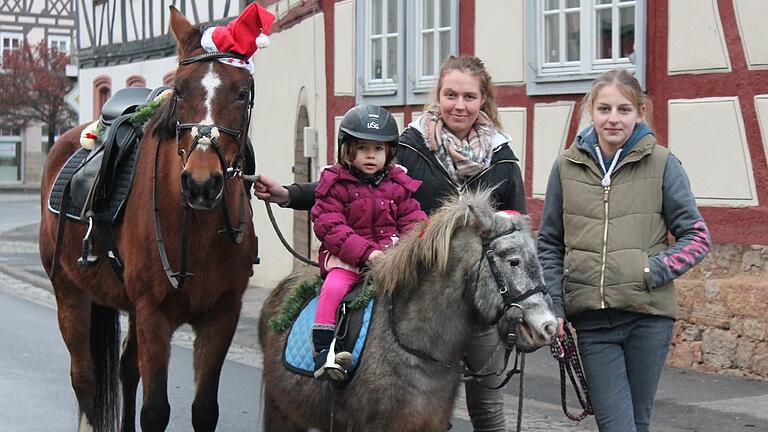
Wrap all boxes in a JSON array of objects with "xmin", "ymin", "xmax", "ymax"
[
  {"xmin": 255, "ymin": 55, "xmax": 527, "ymax": 431},
  {"xmin": 537, "ymin": 69, "xmax": 711, "ymax": 432},
  {"xmin": 310, "ymin": 104, "xmax": 428, "ymax": 381}
]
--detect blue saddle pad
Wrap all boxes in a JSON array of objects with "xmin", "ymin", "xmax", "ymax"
[{"xmin": 283, "ymin": 296, "xmax": 374, "ymax": 376}]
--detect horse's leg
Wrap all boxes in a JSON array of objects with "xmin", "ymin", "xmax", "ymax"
[
  {"xmin": 189, "ymin": 291, "xmax": 241, "ymax": 432},
  {"xmin": 135, "ymin": 303, "xmax": 173, "ymax": 432},
  {"xmin": 119, "ymin": 313, "xmax": 139, "ymax": 432},
  {"xmin": 55, "ymin": 286, "xmax": 98, "ymax": 431}
]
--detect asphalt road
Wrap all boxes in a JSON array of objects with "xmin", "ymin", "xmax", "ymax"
[{"xmin": 0, "ymin": 285, "xmax": 264, "ymax": 432}]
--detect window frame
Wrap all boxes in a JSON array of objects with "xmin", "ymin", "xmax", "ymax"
[
  {"xmin": 356, "ymin": 0, "xmax": 458, "ymax": 107},
  {"xmin": 407, "ymin": 0, "xmax": 459, "ymax": 99},
  {"xmin": 526, "ymin": 0, "xmax": 646, "ymax": 95},
  {"xmin": 0, "ymin": 32, "xmax": 23, "ymax": 64},
  {"xmin": 48, "ymin": 34, "xmax": 71, "ymax": 54}
]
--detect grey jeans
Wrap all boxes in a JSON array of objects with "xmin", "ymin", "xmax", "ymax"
[
  {"xmin": 464, "ymin": 326, "xmax": 507, "ymax": 432},
  {"xmin": 576, "ymin": 314, "xmax": 674, "ymax": 432}
]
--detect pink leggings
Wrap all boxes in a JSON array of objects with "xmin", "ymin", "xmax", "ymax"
[{"xmin": 314, "ymin": 268, "xmax": 361, "ymax": 326}]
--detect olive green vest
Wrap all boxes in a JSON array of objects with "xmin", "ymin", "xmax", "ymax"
[{"xmin": 559, "ymin": 135, "xmax": 677, "ymax": 319}]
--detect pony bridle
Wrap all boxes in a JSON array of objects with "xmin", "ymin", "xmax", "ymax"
[
  {"xmin": 479, "ymin": 227, "xmax": 547, "ymax": 316},
  {"xmin": 174, "ymin": 51, "xmax": 255, "ymax": 181}
]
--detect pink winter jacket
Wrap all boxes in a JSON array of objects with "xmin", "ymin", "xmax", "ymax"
[{"xmin": 311, "ymin": 164, "xmax": 428, "ymax": 274}]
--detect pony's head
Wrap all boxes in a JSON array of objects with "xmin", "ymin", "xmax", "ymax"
[
  {"xmin": 157, "ymin": 7, "xmax": 256, "ymax": 209},
  {"xmin": 374, "ymin": 190, "xmax": 557, "ymax": 352}
]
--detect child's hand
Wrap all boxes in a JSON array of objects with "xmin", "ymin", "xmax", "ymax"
[{"xmin": 367, "ymin": 250, "xmax": 384, "ymax": 264}]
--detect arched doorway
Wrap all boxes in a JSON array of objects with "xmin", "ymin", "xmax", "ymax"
[{"xmin": 292, "ymin": 104, "xmax": 313, "ymax": 269}]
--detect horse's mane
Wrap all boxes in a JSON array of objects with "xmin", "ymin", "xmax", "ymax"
[{"xmin": 372, "ymin": 189, "xmax": 497, "ymax": 295}]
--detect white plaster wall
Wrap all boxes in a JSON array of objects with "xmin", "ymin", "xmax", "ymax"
[
  {"xmin": 250, "ymin": 14, "xmax": 328, "ymax": 287},
  {"xmin": 532, "ymin": 102, "xmax": 574, "ymax": 198},
  {"xmin": 498, "ymin": 107, "xmax": 527, "ymax": 178},
  {"xmin": 474, "ymin": 0, "xmax": 525, "ymax": 84},
  {"xmin": 733, "ymin": 0, "xmax": 768, "ymax": 69},
  {"xmin": 334, "ymin": 0, "xmax": 355, "ymax": 96},
  {"xmin": 668, "ymin": 0, "xmax": 731, "ymax": 75},
  {"xmin": 78, "ymin": 57, "xmax": 178, "ymax": 123},
  {"xmin": 668, "ymin": 97, "xmax": 757, "ymax": 206}
]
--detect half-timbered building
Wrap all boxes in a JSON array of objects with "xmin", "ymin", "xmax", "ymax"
[
  {"xmin": 0, "ymin": 0, "xmax": 74, "ymax": 187},
  {"xmin": 75, "ymin": 0, "xmax": 768, "ymax": 377}
]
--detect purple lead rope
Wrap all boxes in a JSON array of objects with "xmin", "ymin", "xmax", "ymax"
[{"xmin": 550, "ymin": 328, "xmax": 594, "ymax": 421}]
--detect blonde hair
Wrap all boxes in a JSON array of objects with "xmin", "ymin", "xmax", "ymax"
[
  {"xmin": 425, "ymin": 55, "xmax": 503, "ymax": 130},
  {"xmin": 582, "ymin": 69, "xmax": 653, "ymax": 126}
]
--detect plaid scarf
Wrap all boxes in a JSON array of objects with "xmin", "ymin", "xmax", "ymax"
[{"xmin": 422, "ymin": 109, "xmax": 496, "ymax": 184}]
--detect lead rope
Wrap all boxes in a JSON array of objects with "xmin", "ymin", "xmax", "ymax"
[
  {"xmin": 515, "ymin": 352, "xmax": 525, "ymax": 432},
  {"xmin": 550, "ymin": 326, "xmax": 593, "ymax": 421}
]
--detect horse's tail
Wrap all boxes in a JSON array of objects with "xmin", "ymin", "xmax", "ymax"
[{"xmin": 90, "ymin": 303, "xmax": 121, "ymax": 431}]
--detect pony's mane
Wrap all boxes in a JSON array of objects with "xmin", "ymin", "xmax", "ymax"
[{"xmin": 372, "ymin": 189, "xmax": 497, "ymax": 295}]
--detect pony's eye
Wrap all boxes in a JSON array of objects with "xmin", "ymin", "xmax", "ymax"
[{"xmin": 509, "ymin": 257, "xmax": 521, "ymax": 268}]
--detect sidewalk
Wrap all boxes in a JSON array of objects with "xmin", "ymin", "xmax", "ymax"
[{"xmin": 1, "ymin": 199, "xmax": 766, "ymax": 431}]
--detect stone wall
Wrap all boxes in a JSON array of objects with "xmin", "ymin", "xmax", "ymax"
[{"xmin": 669, "ymin": 243, "xmax": 768, "ymax": 379}]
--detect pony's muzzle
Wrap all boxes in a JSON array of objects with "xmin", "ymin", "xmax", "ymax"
[{"xmin": 181, "ymin": 170, "xmax": 224, "ymax": 209}]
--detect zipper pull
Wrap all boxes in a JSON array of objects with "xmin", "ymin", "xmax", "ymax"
[{"xmin": 603, "ymin": 186, "xmax": 610, "ymax": 202}]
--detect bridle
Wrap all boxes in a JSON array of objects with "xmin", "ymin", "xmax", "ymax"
[
  {"xmin": 388, "ymin": 225, "xmax": 546, "ymax": 383},
  {"xmin": 173, "ymin": 52, "xmax": 255, "ymax": 179},
  {"xmin": 152, "ymin": 51, "xmax": 254, "ymax": 290},
  {"xmin": 478, "ymin": 226, "xmax": 547, "ymax": 313}
]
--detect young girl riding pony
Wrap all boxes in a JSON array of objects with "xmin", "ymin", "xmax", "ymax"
[{"xmin": 310, "ymin": 104, "xmax": 428, "ymax": 381}]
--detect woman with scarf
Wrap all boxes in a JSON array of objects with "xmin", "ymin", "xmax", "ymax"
[{"xmin": 255, "ymin": 54, "xmax": 524, "ymax": 432}]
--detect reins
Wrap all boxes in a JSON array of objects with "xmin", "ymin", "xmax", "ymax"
[{"xmin": 550, "ymin": 325, "xmax": 594, "ymax": 421}]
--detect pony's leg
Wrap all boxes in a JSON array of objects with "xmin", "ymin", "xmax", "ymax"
[
  {"xmin": 189, "ymin": 291, "xmax": 242, "ymax": 432},
  {"xmin": 135, "ymin": 304, "xmax": 173, "ymax": 432},
  {"xmin": 119, "ymin": 313, "xmax": 139, "ymax": 432},
  {"xmin": 54, "ymin": 285, "xmax": 98, "ymax": 431}
]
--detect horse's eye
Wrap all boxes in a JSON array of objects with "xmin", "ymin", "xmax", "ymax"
[
  {"xmin": 238, "ymin": 90, "xmax": 249, "ymax": 101},
  {"xmin": 509, "ymin": 257, "xmax": 521, "ymax": 267}
]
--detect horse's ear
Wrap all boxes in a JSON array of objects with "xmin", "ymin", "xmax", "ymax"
[
  {"xmin": 169, "ymin": 6, "xmax": 196, "ymax": 54},
  {"xmin": 468, "ymin": 204, "xmax": 495, "ymax": 237}
]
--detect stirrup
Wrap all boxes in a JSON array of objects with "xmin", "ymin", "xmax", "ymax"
[
  {"xmin": 314, "ymin": 339, "xmax": 351, "ymax": 381},
  {"xmin": 77, "ymin": 217, "xmax": 99, "ymax": 267}
]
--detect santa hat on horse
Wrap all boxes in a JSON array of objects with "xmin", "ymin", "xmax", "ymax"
[{"xmin": 201, "ymin": 2, "xmax": 275, "ymax": 73}]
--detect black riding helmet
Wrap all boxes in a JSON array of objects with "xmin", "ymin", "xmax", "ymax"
[{"xmin": 337, "ymin": 104, "xmax": 400, "ymax": 166}]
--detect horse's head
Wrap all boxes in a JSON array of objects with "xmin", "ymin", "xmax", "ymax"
[
  {"xmin": 465, "ymin": 201, "xmax": 558, "ymax": 352},
  {"xmin": 161, "ymin": 7, "xmax": 255, "ymax": 209}
]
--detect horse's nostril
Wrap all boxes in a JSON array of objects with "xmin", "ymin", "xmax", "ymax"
[
  {"xmin": 544, "ymin": 322, "xmax": 557, "ymax": 338},
  {"xmin": 208, "ymin": 173, "xmax": 223, "ymax": 198}
]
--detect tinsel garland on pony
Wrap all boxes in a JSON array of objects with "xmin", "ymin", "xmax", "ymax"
[{"xmin": 268, "ymin": 276, "xmax": 377, "ymax": 333}]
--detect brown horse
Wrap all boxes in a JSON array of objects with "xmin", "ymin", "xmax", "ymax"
[
  {"xmin": 259, "ymin": 190, "xmax": 558, "ymax": 431},
  {"xmin": 38, "ymin": 8, "xmax": 256, "ymax": 432}
]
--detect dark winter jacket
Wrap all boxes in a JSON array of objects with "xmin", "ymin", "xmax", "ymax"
[
  {"xmin": 287, "ymin": 120, "xmax": 526, "ymax": 215},
  {"xmin": 311, "ymin": 164, "xmax": 427, "ymax": 271}
]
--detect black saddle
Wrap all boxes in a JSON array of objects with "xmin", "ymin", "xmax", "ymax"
[{"xmin": 48, "ymin": 87, "xmax": 166, "ymax": 223}]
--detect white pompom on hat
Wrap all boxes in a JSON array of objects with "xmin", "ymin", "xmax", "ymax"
[{"xmin": 200, "ymin": 2, "xmax": 275, "ymax": 72}]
